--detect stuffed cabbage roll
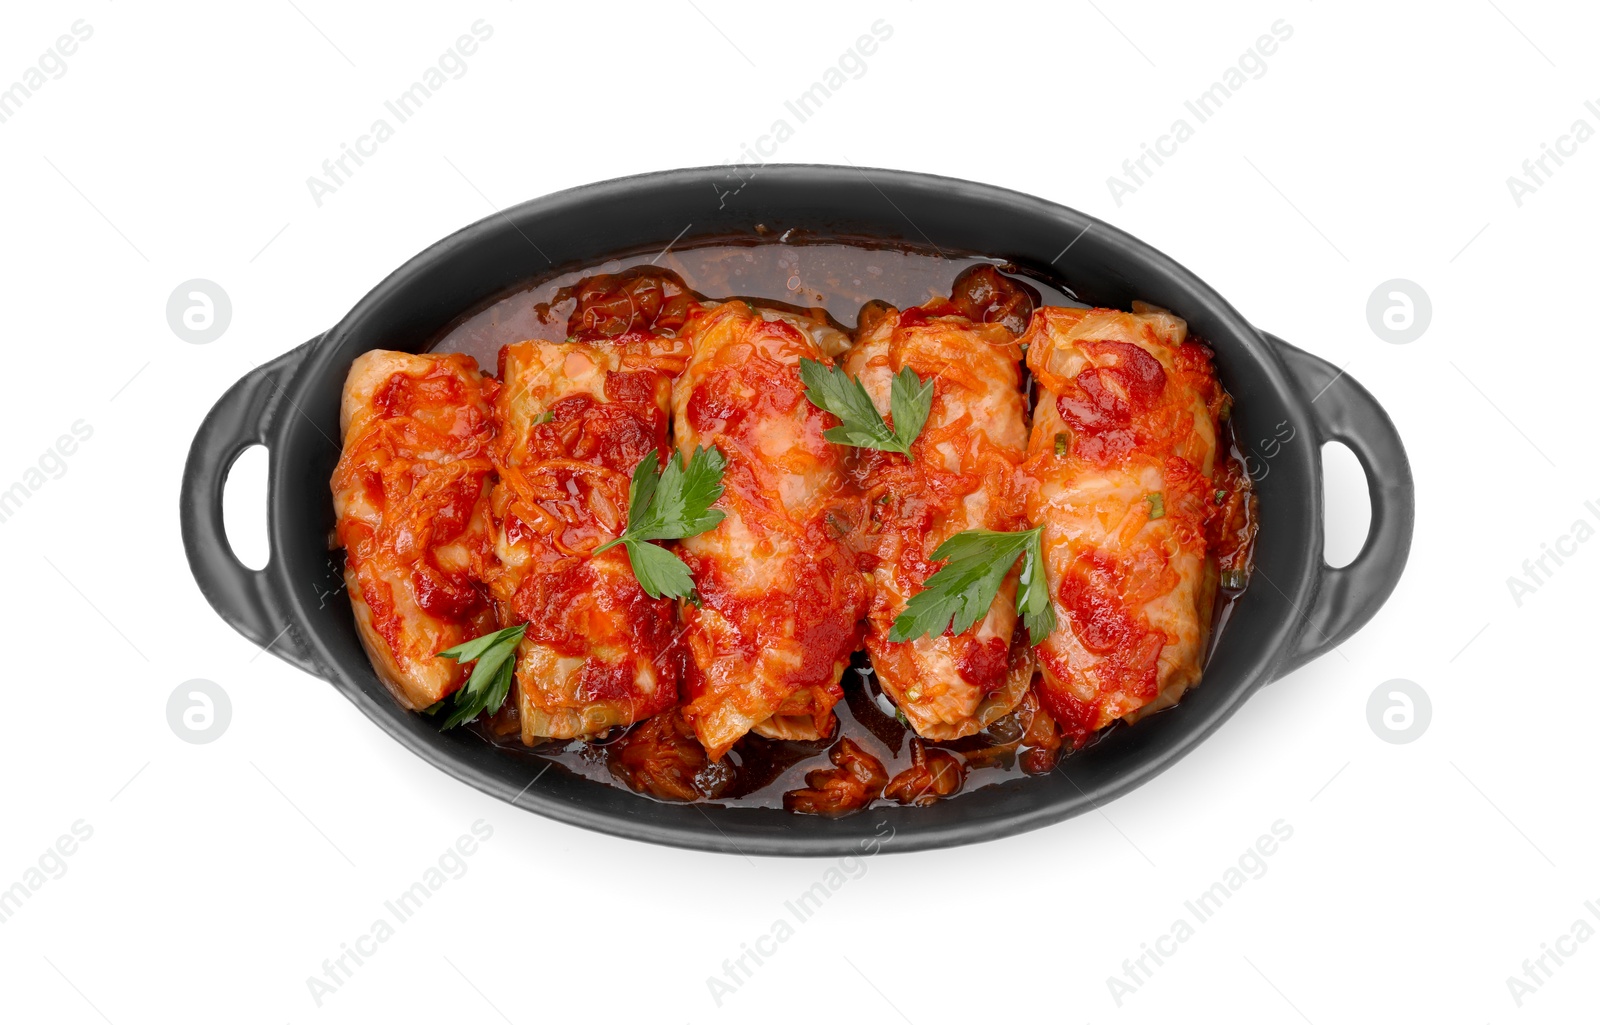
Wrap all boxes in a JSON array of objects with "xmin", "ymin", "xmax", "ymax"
[
  {"xmin": 1022, "ymin": 305, "xmax": 1235, "ymax": 743},
  {"xmin": 487, "ymin": 339, "xmax": 684, "ymax": 741},
  {"xmin": 844, "ymin": 295, "xmax": 1034, "ymax": 740},
  {"xmin": 672, "ymin": 302, "xmax": 867, "ymax": 759},
  {"xmin": 332, "ymin": 351, "xmax": 499, "ymax": 710}
]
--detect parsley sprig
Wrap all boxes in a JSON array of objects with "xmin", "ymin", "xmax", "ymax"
[
  {"xmin": 428, "ymin": 623, "xmax": 527, "ymax": 729},
  {"xmin": 799, "ymin": 359, "xmax": 934, "ymax": 460},
  {"xmin": 888, "ymin": 527, "xmax": 1057, "ymax": 644},
  {"xmin": 593, "ymin": 446, "xmax": 727, "ymax": 599}
]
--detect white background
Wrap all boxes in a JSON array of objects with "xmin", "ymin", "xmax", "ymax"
[{"xmin": 2, "ymin": 1, "xmax": 1595, "ymax": 1021}]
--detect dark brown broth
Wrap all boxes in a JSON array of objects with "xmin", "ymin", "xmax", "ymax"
[
  {"xmin": 430, "ymin": 241, "xmax": 1247, "ymax": 812},
  {"xmin": 435, "ymin": 241, "xmax": 1085, "ymax": 370}
]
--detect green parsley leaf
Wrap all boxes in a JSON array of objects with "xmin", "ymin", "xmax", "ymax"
[
  {"xmin": 436, "ymin": 623, "xmax": 522, "ymax": 665},
  {"xmin": 622, "ymin": 535, "xmax": 695, "ymax": 600},
  {"xmin": 623, "ymin": 449, "xmax": 663, "ymax": 533},
  {"xmin": 1016, "ymin": 531, "xmax": 1056, "ymax": 640},
  {"xmin": 888, "ymin": 367, "xmax": 934, "ymax": 453},
  {"xmin": 799, "ymin": 358, "xmax": 933, "ymax": 459},
  {"xmin": 888, "ymin": 526, "xmax": 1057, "ymax": 645},
  {"xmin": 593, "ymin": 446, "xmax": 727, "ymax": 599},
  {"xmin": 431, "ymin": 623, "xmax": 527, "ymax": 729}
]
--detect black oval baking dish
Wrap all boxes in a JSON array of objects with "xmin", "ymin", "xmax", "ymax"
[{"xmin": 180, "ymin": 165, "xmax": 1413, "ymax": 856}]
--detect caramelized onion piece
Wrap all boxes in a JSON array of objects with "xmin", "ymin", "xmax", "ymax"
[
  {"xmin": 949, "ymin": 265, "xmax": 1035, "ymax": 336},
  {"xmin": 783, "ymin": 738, "xmax": 888, "ymax": 816},
  {"xmin": 856, "ymin": 298, "xmax": 898, "ymax": 337},
  {"xmin": 1018, "ymin": 689, "xmax": 1064, "ymax": 775},
  {"xmin": 607, "ymin": 711, "xmax": 729, "ymax": 802},
  {"xmin": 481, "ymin": 693, "xmax": 521, "ymax": 742},
  {"xmin": 885, "ymin": 739, "xmax": 966, "ymax": 806},
  {"xmin": 569, "ymin": 269, "xmax": 698, "ymax": 340}
]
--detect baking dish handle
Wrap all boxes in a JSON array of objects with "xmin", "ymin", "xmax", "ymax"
[
  {"xmin": 180, "ymin": 339, "xmax": 322, "ymax": 675},
  {"xmin": 1267, "ymin": 334, "xmax": 1414, "ymax": 677}
]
